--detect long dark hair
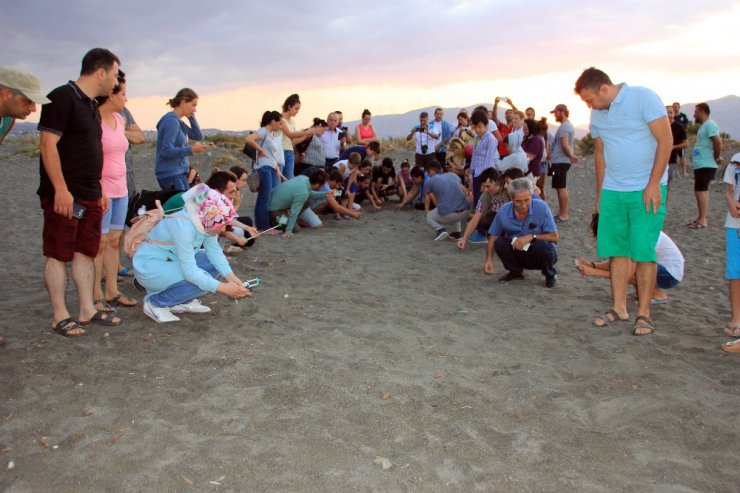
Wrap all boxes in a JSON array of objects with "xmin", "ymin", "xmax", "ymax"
[{"xmin": 260, "ymin": 110, "xmax": 282, "ymax": 128}]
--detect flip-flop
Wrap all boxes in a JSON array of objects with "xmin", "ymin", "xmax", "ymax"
[
  {"xmin": 106, "ymin": 293, "xmax": 138, "ymax": 308},
  {"xmin": 722, "ymin": 339, "xmax": 740, "ymax": 353},
  {"xmin": 80, "ymin": 311, "xmax": 122, "ymax": 327},
  {"xmin": 632, "ymin": 315, "xmax": 655, "ymax": 336},
  {"xmin": 650, "ymin": 298, "xmax": 669, "ymax": 305},
  {"xmin": 688, "ymin": 222, "xmax": 707, "ymax": 229},
  {"xmin": 52, "ymin": 318, "xmax": 85, "ymax": 337},
  {"xmin": 593, "ymin": 309, "xmax": 629, "ymax": 327},
  {"xmin": 554, "ymin": 216, "xmax": 569, "ymax": 224},
  {"xmin": 723, "ymin": 324, "xmax": 740, "ymax": 337}
]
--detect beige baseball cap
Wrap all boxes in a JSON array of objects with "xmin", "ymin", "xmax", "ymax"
[{"xmin": 0, "ymin": 67, "xmax": 50, "ymax": 105}]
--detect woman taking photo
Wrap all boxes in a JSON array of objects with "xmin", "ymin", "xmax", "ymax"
[
  {"xmin": 245, "ymin": 111, "xmax": 285, "ymax": 232},
  {"xmin": 155, "ymin": 87, "xmax": 205, "ymax": 191},
  {"xmin": 279, "ymin": 94, "xmax": 313, "ymax": 180},
  {"xmin": 89, "ymin": 72, "xmax": 133, "ymax": 321},
  {"xmin": 355, "ymin": 109, "xmax": 378, "ymax": 145}
]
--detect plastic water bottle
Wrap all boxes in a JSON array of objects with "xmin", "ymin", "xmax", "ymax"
[{"xmin": 137, "ymin": 205, "xmax": 147, "ymax": 216}]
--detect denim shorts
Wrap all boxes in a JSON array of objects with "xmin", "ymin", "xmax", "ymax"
[{"xmin": 101, "ymin": 195, "xmax": 128, "ymax": 234}]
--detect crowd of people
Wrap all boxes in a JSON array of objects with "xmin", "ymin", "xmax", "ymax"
[{"xmin": 0, "ymin": 49, "xmax": 737, "ymax": 353}]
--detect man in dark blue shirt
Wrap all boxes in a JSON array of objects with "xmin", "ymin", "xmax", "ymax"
[{"xmin": 484, "ymin": 178, "xmax": 560, "ymax": 287}]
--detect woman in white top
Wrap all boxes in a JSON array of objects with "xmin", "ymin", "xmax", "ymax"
[
  {"xmin": 278, "ymin": 94, "xmax": 313, "ymax": 180},
  {"xmin": 245, "ymin": 111, "xmax": 285, "ymax": 232}
]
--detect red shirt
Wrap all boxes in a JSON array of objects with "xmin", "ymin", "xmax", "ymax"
[{"xmin": 497, "ymin": 123, "xmax": 512, "ymax": 157}]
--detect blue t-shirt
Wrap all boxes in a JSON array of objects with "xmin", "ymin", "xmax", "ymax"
[
  {"xmin": 692, "ymin": 119, "xmax": 720, "ymax": 169},
  {"xmin": 550, "ymin": 120, "xmax": 574, "ymax": 164},
  {"xmin": 589, "ymin": 84, "xmax": 667, "ymax": 192},
  {"xmin": 339, "ymin": 145, "xmax": 367, "ymax": 161},
  {"xmin": 425, "ymin": 172, "xmax": 469, "ymax": 215},
  {"xmin": 489, "ymin": 198, "xmax": 557, "ymax": 238}
]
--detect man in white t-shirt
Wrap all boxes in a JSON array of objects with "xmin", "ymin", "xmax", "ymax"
[
  {"xmin": 406, "ymin": 111, "xmax": 440, "ymax": 167},
  {"xmin": 722, "ymin": 153, "xmax": 740, "ymax": 352}
]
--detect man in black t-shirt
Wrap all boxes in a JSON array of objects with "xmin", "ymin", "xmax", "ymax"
[
  {"xmin": 38, "ymin": 48, "xmax": 122, "ymax": 337},
  {"xmin": 665, "ymin": 105, "xmax": 688, "ymax": 203},
  {"xmin": 672, "ymin": 102, "xmax": 690, "ymax": 176}
]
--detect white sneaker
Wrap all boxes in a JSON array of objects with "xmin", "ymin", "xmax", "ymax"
[
  {"xmin": 171, "ymin": 298, "xmax": 212, "ymax": 314},
  {"xmin": 143, "ymin": 300, "xmax": 180, "ymax": 323},
  {"xmin": 352, "ymin": 203, "xmax": 362, "ymax": 211}
]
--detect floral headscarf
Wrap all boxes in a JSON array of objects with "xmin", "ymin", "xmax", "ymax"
[{"xmin": 183, "ymin": 184, "xmax": 236, "ymax": 232}]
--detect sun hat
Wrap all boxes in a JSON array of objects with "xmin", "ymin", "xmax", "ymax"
[
  {"xmin": 730, "ymin": 152, "xmax": 740, "ymax": 164},
  {"xmin": 0, "ymin": 67, "xmax": 50, "ymax": 105}
]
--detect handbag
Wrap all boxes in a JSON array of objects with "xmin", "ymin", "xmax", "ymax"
[{"xmin": 243, "ymin": 132, "xmax": 268, "ymax": 193}]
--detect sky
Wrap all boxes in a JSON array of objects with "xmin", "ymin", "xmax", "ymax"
[{"xmin": 3, "ymin": 0, "xmax": 740, "ymax": 132}]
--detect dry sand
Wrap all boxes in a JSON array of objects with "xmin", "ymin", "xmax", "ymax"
[{"xmin": 1, "ymin": 140, "xmax": 739, "ymax": 492}]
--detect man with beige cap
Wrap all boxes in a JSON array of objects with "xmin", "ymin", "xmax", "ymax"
[
  {"xmin": 0, "ymin": 67, "xmax": 49, "ymax": 345},
  {"xmin": 0, "ymin": 67, "xmax": 49, "ymax": 144}
]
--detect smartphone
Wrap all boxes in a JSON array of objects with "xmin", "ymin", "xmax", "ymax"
[{"xmin": 72, "ymin": 203, "xmax": 87, "ymax": 220}]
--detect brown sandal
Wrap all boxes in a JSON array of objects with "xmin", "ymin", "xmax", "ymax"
[
  {"xmin": 593, "ymin": 309, "xmax": 629, "ymax": 327},
  {"xmin": 632, "ymin": 315, "xmax": 655, "ymax": 336}
]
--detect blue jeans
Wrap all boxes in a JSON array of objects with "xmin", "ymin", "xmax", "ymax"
[
  {"xmin": 148, "ymin": 250, "xmax": 221, "ymax": 307},
  {"xmin": 283, "ymin": 150, "xmax": 295, "ymax": 180},
  {"xmin": 472, "ymin": 174, "xmax": 483, "ymax": 206},
  {"xmin": 157, "ymin": 173, "xmax": 189, "ymax": 191},
  {"xmin": 254, "ymin": 166, "xmax": 278, "ymax": 230}
]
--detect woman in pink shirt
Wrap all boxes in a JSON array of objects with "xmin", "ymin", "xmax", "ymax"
[
  {"xmin": 93, "ymin": 72, "xmax": 137, "ymax": 313},
  {"xmin": 355, "ymin": 109, "xmax": 378, "ymax": 145}
]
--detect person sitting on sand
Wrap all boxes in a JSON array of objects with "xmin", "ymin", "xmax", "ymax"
[
  {"xmin": 372, "ymin": 158, "xmax": 397, "ymax": 202},
  {"xmin": 457, "ymin": 167, "xmax": 501, "ymax": 248},
  {"xmin": 484, "ymin": 178, "xmax": 559, "ymax": 288},
  {"xmin": 306, "ymin": 169, "xmax": 361, "ymax": 221},
  {"xmin": 396, "ymin": 159, "xmax": 413, "ymax": 201},
  {"xmin": 424, "ymin": 161, "xmax": 472, "ymax": 241},
  {"xmin": 133, "ymin": 185, "xmax": 251, "ymax": 323},
  {"xmin": 395, "ymin": 166, "xmax": 426, "ymax": 210},
  {"xmin": 575, "ymin": 214, "xmax": 684, "ymax": 326}
]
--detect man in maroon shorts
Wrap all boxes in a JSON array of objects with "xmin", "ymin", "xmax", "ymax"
[{"xmin": 38, "ymin": 48, "xmax": 122, "ymax": 337}]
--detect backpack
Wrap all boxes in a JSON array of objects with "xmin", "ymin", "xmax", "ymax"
[
  {"xmin": 123, "ymin": 200, "xmax": 182, "ymax": 257},
  {"xmin": 126, "ymin": 187, "xmax": 181, "ymax": 227}
]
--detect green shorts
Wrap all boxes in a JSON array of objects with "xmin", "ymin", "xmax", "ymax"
[{"xmin": 597, "ymin": 187, "xmax": 666, "ymax": 262}]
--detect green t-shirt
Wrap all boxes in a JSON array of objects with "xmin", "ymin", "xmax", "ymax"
[
  {"xmin": 692, "ymin": 119, "xmax": 720, "ymax": 169},
  {"xmin": 0, "ymin": 116, "xmax": 15, "ymax": 144}
]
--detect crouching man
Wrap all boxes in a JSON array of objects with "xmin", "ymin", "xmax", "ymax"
[
  {"xmin": 133, "ymin": 185, "xmax": 251, "ymax": 322},
  {"xmin": 484, "ymin": 178, "xmax": 560, "ymax": 288}
]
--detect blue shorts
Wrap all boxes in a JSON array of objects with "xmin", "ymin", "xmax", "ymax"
[
  {"xmin": 727, "ymin": 228, "xmax": 740, "ymax": 279},
  {"xmin": 101, "ymin": 196, "xmax": 128, "ymax": 234},
  {"xmin": 656, "ymin": 264, "xmax": 680, "ymax": 290}
]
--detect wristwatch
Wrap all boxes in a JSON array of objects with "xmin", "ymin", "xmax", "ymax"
[{"xmin": 531, "ymin": 234, "xmax": 537, "ymax": 243}]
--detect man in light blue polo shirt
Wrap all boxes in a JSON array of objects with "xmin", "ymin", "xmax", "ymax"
[
  {"xmin": 574, "ymin": 67, "xmax": 672, "ymax": 335},
  {"xmin": 484, "ymin": 178, "xmax": 559, "ymax": 288}
]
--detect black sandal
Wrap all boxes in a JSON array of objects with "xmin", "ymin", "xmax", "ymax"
[
  {"xmin": 80, "ymin": 311, "xmax": 122, "ymax": 327},
  {"xmin": 52, "ymin": 318, "xmax": 86, "ymax": 337},
  {"xmin": 106, "ymin": 294, "xmax": 138, "ymax": 308}
]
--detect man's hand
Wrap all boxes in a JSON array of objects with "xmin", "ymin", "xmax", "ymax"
[
  {"xmin": 395, "ymin": 203, "xmax": 405, "ymax": 211},
  {"xmin": 457, "ymin": 238, "xmax": 467, "ymax": 250},
  {"xmin": 484, "ymin": 259, "xmax": 495, "ymax": 274},
  {"xmin": 282, "ymin": 232, "xmax": 294, "ymax": 239},
  {"xmin": 511, "ymin": 236, "xmax": 531, "ymax": 251},
  {"xmin": 643, "ymin": 182, "xmax": 662, "ymax": 213},
  {"xmin": 54, "ymin": 188, "xmax": 74, "ymax": 219},
  {"xmin": 570, "ymin": 154, "xmax": 579, "ymax": 165}
]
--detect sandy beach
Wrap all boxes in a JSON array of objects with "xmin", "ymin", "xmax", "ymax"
[{"xmin": 1, "ymin": 140, "xmax": 739, "ymax": 492}]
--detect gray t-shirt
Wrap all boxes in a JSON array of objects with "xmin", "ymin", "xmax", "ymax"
[
  {"xmin": 256, "ymin": 127, "xmax": 280, "ymax": 170},
  {"xmin": 426, "ymin": 172, "xmax": 469, "ymax": 215},
  {"xmin": 551, "ymin": 120, "xmax": 574, "ymax": 164}
]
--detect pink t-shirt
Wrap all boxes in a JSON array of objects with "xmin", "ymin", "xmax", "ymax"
[{"xmin": 100, "ymin": 112, "xmax": 129, "ymax": 198}]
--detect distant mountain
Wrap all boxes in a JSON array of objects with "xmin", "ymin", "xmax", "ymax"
[{"xmin": 679, "ymin": 95, "xmax": 740, "ymax": 138}]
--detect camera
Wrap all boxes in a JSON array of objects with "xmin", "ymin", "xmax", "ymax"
[{"xmin": 421, "ymin": 145, "xmax": 428, "ymax": 154}]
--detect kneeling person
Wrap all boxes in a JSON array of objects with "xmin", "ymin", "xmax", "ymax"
[
  {"xmin": 268, "ymin": 170, "xmax": 333, "ymax": 237},
  {"xmin": 133, "ymin": 185, "xmax": 251, "ymax": 322},
  {"xmin": 484, "ymin": 178, "xmax": 559, "ymax": 287}
]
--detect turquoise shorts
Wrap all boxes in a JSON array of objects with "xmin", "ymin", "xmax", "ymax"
[
  {"xmin": 597, "ymin": 187, "xmax": 666, "ymax": 262},
  {"xmin": 727, "ymin": 228, "xmax": 740, "ymax": 279}
]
